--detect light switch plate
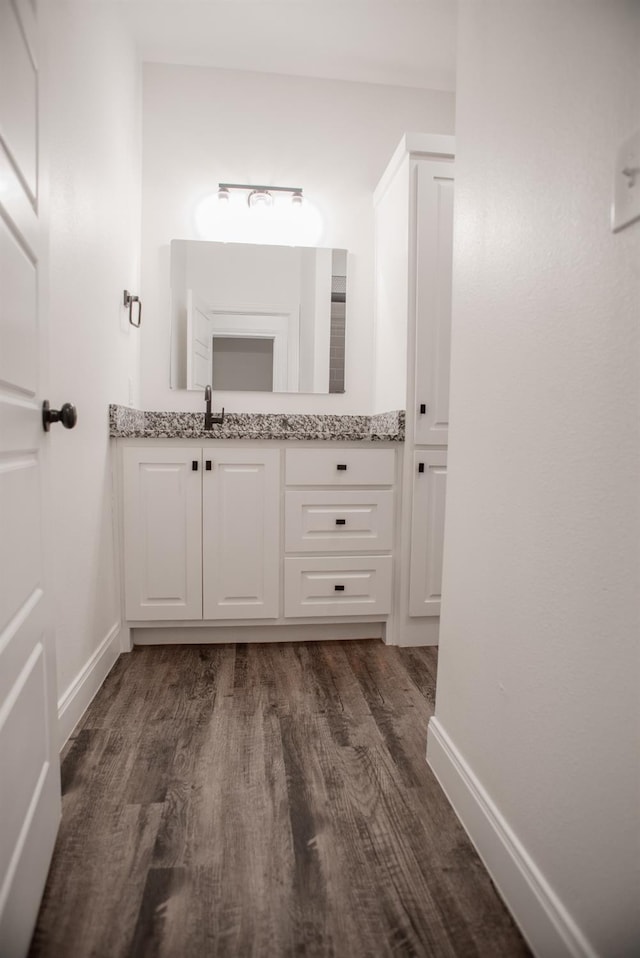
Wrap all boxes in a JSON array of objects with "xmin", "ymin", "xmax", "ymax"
[{"xmin": 612, "ymin": 127, "xmax": 640, "ymax": 232}]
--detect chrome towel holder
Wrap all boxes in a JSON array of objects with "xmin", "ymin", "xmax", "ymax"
[{"xmin": 123, "ymin": 290, "xmax": 142, "ymax": 327}]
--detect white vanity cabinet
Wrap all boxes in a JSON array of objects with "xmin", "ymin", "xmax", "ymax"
[
  {"xmin": 121, "ymin": 445, "xmax": 280, "ymax": 621},
  {"xmin": 283, "ymin": 448, "xmax": 394, "ymax": 618}
]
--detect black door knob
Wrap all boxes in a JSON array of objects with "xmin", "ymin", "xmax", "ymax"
[{"xmin": 42, "ymin": 401, "xmax": 77, "ymax": 432}]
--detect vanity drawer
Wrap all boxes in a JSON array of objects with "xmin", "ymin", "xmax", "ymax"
[
  {"xmin": 285, "ymin": 448, "xmax": 395, "ymax": 486},
  {"xmin": 284, "ymin": 556, "xmax": 392, "ymax": 617},
  {"xmin": 285, "ymin": 489, "xmax": 393, "ymax": 553}
]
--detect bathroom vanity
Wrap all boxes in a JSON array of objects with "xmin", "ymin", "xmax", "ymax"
[
  {"xmin": 110, "ymin": 409, "xmax": 407, "ymax": 645},
  {"xmin": 113, "ymin": 133, "xmax": 454, "ymax": 648}
]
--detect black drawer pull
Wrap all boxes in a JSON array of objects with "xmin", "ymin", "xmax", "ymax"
[
  {"xmin": 336, "ymin": 463, "xmax": 347, "ymax": 471},
  {"xmin": 419, "ymin": 403, "xmax": 427, "ymax": 414},
  {"xmin": 418, "ymin": 462, "xmax": 425, "ymax": 473},
  {"xmin": 335, "ymin": 518, "xmax": 346, "ymax": 526},
  {"xmin": 192, "ymin": 460, "xmax": 198, "ymax": 471},
  {"xmin": 205, "ymin": 460, "xmax": 212, "ymax": 471},
  {"xmin": 334, "ymin": 584, "xmax": 345, "ymax": 592}
]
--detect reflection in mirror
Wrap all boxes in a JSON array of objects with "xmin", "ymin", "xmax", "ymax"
[{"xmin": 170, "ymin": 240, "xmax": 347, "ymax": 394}]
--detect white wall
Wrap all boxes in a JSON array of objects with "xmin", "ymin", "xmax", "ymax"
[
  {"xmin": 430, "ymin": 2, "xmax": 640, "ymax": 956},
  {"xmin": 43, "ymin": 2, "xmax": 141, "ymax": 733},
  {"xmin": 140, "ymin": 63, "xmax": 455, "ymax": 413}
]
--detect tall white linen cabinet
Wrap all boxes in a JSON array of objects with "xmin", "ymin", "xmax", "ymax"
[{"xmin": 375, "ymin": 134, "xmax": 455, "ymax": 645}]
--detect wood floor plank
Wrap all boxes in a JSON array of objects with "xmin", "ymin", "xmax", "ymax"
[
  {"xmin": 29, "ymin": 802, "xmax": 164, "ymax": 958},
  {"xmin": 29, "ymin": 640, "xmax": 531, "ymax": 958}
]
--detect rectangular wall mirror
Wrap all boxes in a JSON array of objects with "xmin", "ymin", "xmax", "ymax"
[{"xmin": 170, "ymin": 240, "xmax": 347, "ymax": 394}]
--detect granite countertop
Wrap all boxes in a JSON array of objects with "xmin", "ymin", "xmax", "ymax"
[{"xmin": 109, "ymin": 405, "xmax": 405, "ymax": 442}]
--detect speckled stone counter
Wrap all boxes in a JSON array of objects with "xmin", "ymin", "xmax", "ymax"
[{"xmin": 109, "ymin": 405, "xmax": 405, "ymax": 442}]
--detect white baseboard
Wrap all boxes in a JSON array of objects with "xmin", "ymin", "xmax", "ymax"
[
  {"xmin": 57, "ymin": 622, "xmax": 121, "ymax": 749},
  {"xmin": 426, "ymin": 718, "xmax": 597, "ymax": 958}
]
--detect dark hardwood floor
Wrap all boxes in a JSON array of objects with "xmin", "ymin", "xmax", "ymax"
[{"xmin": 29, "ymin": 641, "xmax": 530, "ymax": 958}]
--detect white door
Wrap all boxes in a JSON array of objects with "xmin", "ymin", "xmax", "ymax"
[
  {"xmin": 409, "ymin": 450, "xmax": 448, "ymax": 616},
  {"xmin": 0, "ymin": 1, "xmax": 62, "ymax": 955},
  {"xmin": 413, "ymin": 160, "xmax": 454, "ymax": 446},
  {"xmin": 122, "ymin": 447, "xmax": 203, "ymax": 621},
  {"xmin": 203, "ymin": 448, "xmax": 280, "ymax": 619},
  {"xmin": 186, "ymin": 290, "xmax": 213, "ymax": 390}
]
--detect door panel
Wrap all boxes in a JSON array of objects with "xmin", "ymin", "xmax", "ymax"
[
  {"xmin": 0, "ymin": 1, "xmax": 61, "ymax": 953},
  {"xmin": 186, "ymin": 290, "xmax": 212, "ymax": 391},
  {"xmin": 203, "ymin": 448, "xmax": 280, "ymax": 619},
  {"xmin": 409, "ymin": 451, "xmax": 447, "ymax": 616},
  {"xmin": 413, "ymin": 162, "xmax": 454, "ymax": 446},
  {"xmin": 122, "ymin": 448, "xmax": 203, "ymax": 620},
  {"xmin": 0, "ymin": 0, "xmax": 38, "ymax": 200},
  {"xmin": 0, "ymin": 455, "xmax": 41, "ymax": 633},
  {"xmin": 0, "ymin": 217, "xmax": 38, "ymax": 395},
  {"xmin": 0, "ymin": 639, "xmax": 49, "ymax": 880}
]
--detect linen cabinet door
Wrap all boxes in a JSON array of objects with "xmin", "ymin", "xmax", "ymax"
[
  {"xmin": 202, "ymin": 448, "xmax": 280, "ymax": 619},
  {"xmin": 409, "ymin": 450, "xmax": 447, "ymax": 616},
  {"xmin": 413, "ymin": 160, "xmax": 454, "ymax": 446},
  {"xmin": 122, "ymin": 447, "xmax": 203, "ymax": 620}
]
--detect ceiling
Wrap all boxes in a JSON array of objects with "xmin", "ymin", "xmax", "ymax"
[{"xmin": 117, "ymin": 0, "xmax": 458, "ymax": 91}]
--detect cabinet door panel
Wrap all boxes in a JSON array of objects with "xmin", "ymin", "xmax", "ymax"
[
  {"xmin": 414, "ymin": 162, "xmax": 454, "ymax": 445},
  {"xmin": 123, "ymin": 448, "xmax": 202, "ymax": 620},
  {"xmin": 409, "ymin": 451, "xmax": 447, "ymax": 616},
  {"xmin": 203, "ymin": 449, "xmax": 280, "ymax": 619}
]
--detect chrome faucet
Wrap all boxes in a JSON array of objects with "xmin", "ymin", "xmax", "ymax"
[{"xmin": 204, "ymin": 385, "xmax": 224, "ymax": 429}]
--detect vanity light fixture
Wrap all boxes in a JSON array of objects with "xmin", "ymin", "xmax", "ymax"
[{"xmin": 217, "ymin": 182, "xmax": 304, "ymax": 208}]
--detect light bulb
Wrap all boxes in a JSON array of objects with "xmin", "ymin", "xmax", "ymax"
[{"xmin": 248, "ymin": 189, "xmax": 273, "ymax": 208}]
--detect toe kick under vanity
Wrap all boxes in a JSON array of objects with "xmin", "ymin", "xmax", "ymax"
[{"xmin": 110, "ymin": 407, "xmax": 444, "ymax": 648}]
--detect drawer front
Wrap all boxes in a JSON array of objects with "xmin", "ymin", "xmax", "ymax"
[
  {"xmin": 285, "ymin": 448, "xmax": 395, "ymax": 486},
  {"xmin": 285, "ymin": 489, "xmax": 393, "ymax": 553},
  {"xmin": 284, "ymin": 556, "xmax": 392, "ymax": 618}
]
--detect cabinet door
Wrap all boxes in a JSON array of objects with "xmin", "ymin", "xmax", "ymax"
[
  {"xmin": 122, "ymin": 447, "xmax": 202, "ymax": 620},
  {"xmin": 202, "ymin": 448, "xmax": 280, "ymax": 619},
  {"xmin": 409, "ymin": 450, "xmax": 447, "ymax": 616},
  {"xmin": 413, "ymin": 160, "xmax": 454, "ymax": 446}
]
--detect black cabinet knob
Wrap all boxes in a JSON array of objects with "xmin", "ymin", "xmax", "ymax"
[
  {"xmin": 336, "ymin": 463, "xmax": 347, "ymax": 471},
  {"xmin": 42, "ymin": 401, "xmax": 77, "ymax": 432},
  {"xmin": 335, "ymin": 518, "xmax": 346, "ymax": 526},
  {"xmin": 334, "ymin": 584, "xmax": 345, "ymax": 592}
]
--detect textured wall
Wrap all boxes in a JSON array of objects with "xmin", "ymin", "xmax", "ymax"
[{"xmin": 434, "ymin": 1, "xmax": 640, "ymax": 953}]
